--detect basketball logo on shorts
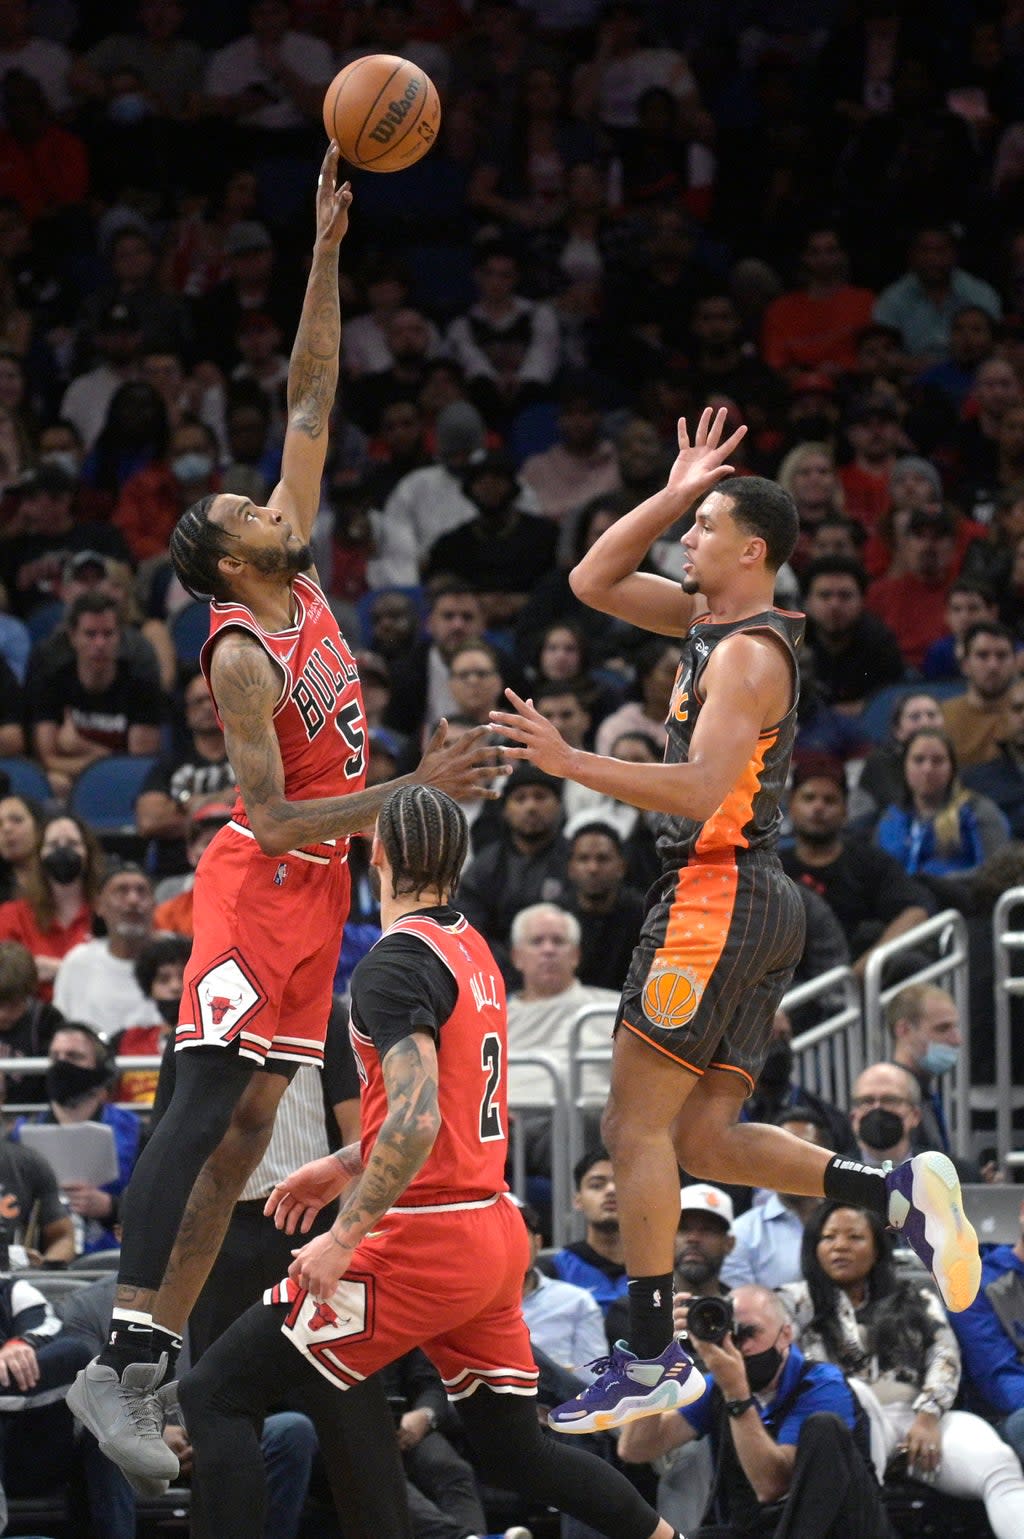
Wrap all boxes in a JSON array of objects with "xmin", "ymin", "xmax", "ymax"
[{"xmin": 642, "ymin": 966, "xmax": 702, "ymax": 1031}]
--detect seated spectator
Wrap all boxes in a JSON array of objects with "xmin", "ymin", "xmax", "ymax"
[
  {"xmin": 361, "ymin": 588, "xmax": 420, "ymax": 670},
  {"xmin": 0, "ymin": 812, "xmax": 103, "ymax": 1000},
  {"xmin": 527, "ymin": 620, "xmax": 622, "ymax": 727},
  {"xmin": 424, "ymin": 450, "xmax": 560, "ymax": 629},
  {"xmin": 3, "ymin": 463, "xmax": 129, "ymax": 619},
  {"xmin": 519, "ymin": 372, "xmax": 621, "ymax": 532},
  {"xmin": 445, "ymin": 241, "xmax": 560, "ymax": 429},
  {"xmin": 520, "ymin": 1201, "xmax": 607, "ymax": 1377},
  {"xmin": 959, "ymin": 368, "xmax": 1024, "ymax": 502},
  {"xmin": 59, "ymin": 300, "xmax": 146, "ymax": 455},
  {"xmin": 961, "ymin": 482, "xmax": 1024, "ymax": 596},
  {"xmin": 12, "ymin": 1023, "xmax": 141, "ymax": 1255},
  {"xmin": 113, "ymin": 415, "xmax": 222, "ymax": 564},
  {"xmin": 0, "ymin": 942, "xmax": 61, "ymax": 1104},
  {"xmin": 29, "ymin": 591, "xmax": 163, "ymax": 799},
  {"xmin": 921, "ymin": 578, "xmax": 999, "ymax": 683},
  {"xmin": 858, "ymin": 691, "xmax": 944, "ymax": 817},
  {"xmin": 782, "ymin": 1202, "xmax": 1024, "ymax": 1537},
  {"xmin": 348, "ymin": 307, "xmax": 437, "ymax": 436},
  {"xmin": 875, "ymin": 726, "xmax": 1009, "ymax": 876},
  {"xmin": 673, "ymin": 1184, "xmax": 735, "ymax": 1311},
  {"xmin": 887, "ymin": 983, "xmax": 964, "ymax": 1156},
  {"xmin": 801, "ymin": 557, "xmax": 905, "ymax": 713},
  {"xmin": 793, "ymin": 647, "xmax": 873, "ymax": 765},
  {"xmin": 340, "ymin": 259, "xmax": 429, "ymax": 380},
  {"xmin": 24, "ymin": 549, "xmax": 161, "ymax": 696},
  {"xmin": 722, "ymin": 1109, "xmax": 833, "ymax": 1291},
  {"xmin": 0, "ymin": 1074, "xmax": 74, "ymax": 1265},
  {"xmin": 53, "ymin": 862, "xmax": 163, "ymax": 1034},
  {"xmin": 385, "ymin": 579, "xmax": 486, "ymax": 741},
  {"xmin": 539, "ymin": 1149, "xmax": 627, "ymax": 1321},
  {"xmin": 112, "ymin": 932, "xmax": 190, "ymax": 1107},
  {"xmin": 563, "ymin": 820, "xmax": 645, "ymax": 991},
  {"xmin": 838, "ymin": 391, "xmax": 903, "ymax": 532},
  {"xmin": 135, "ymin": 668, "xmax": 236, "ymax": 879},
  {"xmin": 806, "ymin": 515, "xmax": 864, "ymax": 565},
  {"xmin": 762, "ymin": 227, "xmax": 876, "ymax": 378},
  {"xmin": 380, "ymin": 1347, "xmax": 490, "ymax": 1539},
  {"xmin": 862, "ymin": 455, "xmax": 974, "ymax": 582},
  {"xmin": 594, "ymin": 638, "xmax": 677, "ymax": 757},
  {"xmin": 963, "ymin": 675, "xmax": 1024, "ymax": 836},
  {"xmin": 865, "ymin": 507, "xmax": 961, "ymax": 670},
  {"xmin": 848, "ymin": 1060, "xmax": 978, "ymax": 1183},
  {"xmin": 444, "ymin": 640, "xmax": 505, "ymax": 729},
  {"xmin": 103, "ymin": 556, "xmax": 177, "ymax": 694},
  {"xmin": 153, "ymin": 800, "xmax": 233, "ymax": 936},
  {"xmin": 917, "ymin": 303, "xmax": 997, "ymax": 411},
  {"xmin": 534, "ymin": 684, "xmax": 628, "ymax": 833},
  {"xmin": 873, "ymin": 225, "xmax": 1002, "ymax": 368},
  {"xmin": 0, "ymin": 793, "xmax": 41, "ymax": 904},
  {"xmin": 619, "ymin": 1282, "xmax": 891, "ymax": 1539},
  {"xmin": 781, "ymin": 756, "xmax": 932, "ymax": 973},
  {"xmin": 776, "ymin": 441, "xmax": 846, "ymax": 575},
  {"xmin": 949, "ymin": 1193, "xmax": 1024, "ymax": 1473},
  {"xmin": 942, "ymin": 620, "xmax": 1017, "ymax": 768}
]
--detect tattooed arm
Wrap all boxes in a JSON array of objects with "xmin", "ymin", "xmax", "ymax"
[
  {"xmin": 289, "ymin": 1031, "xmax": 441, "ymax": 1297},
  {"xmin": 211, "ymin": 629, "xmax": 503, "ymax": 853},
  {"xmin": 270, "ymin": 142, "xmax": 352, "ymax": 544}
]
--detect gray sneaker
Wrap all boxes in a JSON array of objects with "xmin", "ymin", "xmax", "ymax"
[
  {"xmin": 123, "ymin": 1381, "xmax": 181, "ymax": 1497},
  {"xmin": 124, "ymin": 1468, "xmax": 171, "ymax": 1499},
  {"xmin": 66, "ymin": 1356, "xmax": 181, "ymax": 1481}
]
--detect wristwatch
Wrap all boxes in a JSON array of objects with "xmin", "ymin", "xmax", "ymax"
[
  {"xmin": 420, "ymin": 1406, "xmax": 438, "ymax": 1432},
  {"xmin": 725, "ymin": 1396, "xmax": 757, "ymax": 1419}
]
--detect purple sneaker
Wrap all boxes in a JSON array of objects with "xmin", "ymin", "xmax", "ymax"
[
  {"xmin": 885, "ymin": 1151, "xmax": 981, "ymax": 1313},
  {"xmin": 548, "ymin": 1339, "xmax": 706, "ymax": 1435}
]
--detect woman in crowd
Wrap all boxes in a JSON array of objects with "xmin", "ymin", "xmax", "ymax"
[
  {"xmin": 594, "ymin": 636, "xmax": 678, "ymax": 756},
  {"xmin": 782, "ymin": 1202, "xmax": 1024, "ymax": 1539},
  {"xmin": 0, "ymin": 793, "xmax": 41, "ymax": 903},
  {"xmin": 529, "ymin": 619, "xmax": 621, "ymax": 728},
  {"xmin": 0, "ymin": 812, "xmax": 102, "ymax": 1000},
  {"xmin": 776, "ymin": 440, "xmax": 845, "ymax": 574},
  {"xmin": 874, "ymin": 727, "xmax": 1009, "ymax": 875},
  {"xmin": 858, "ymin": 692, "xmax": 945, "ymax": 817}
]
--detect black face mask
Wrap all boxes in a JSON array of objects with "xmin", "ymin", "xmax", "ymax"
[
  {"xmin": 45, "ymin": 1060, "xmax": 108, "ymax": 1108},
  {"xmin": 858, "ymin": 1106, "xmax": 905, "ymax": 1150},
  {"xmin": 156, "ymin": 997, "xmax": 181, "ymax": 1026},
  {"xmin": 41, "ymin": 846, "xmax": 84, "ymax": 885},
  {"xmin": 758, "ymin": 1041, "xmax": 793, "ymax": 1092},
  {"xmin": 744, "ymin": 1341, "xmax": 784, "ymax": 1393}
]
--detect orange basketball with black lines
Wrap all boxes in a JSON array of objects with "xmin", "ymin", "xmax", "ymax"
[
  {"xmin": 642, "ymin": 968, "xmax": 700, "ymax": 1031},
  {"xmin": 323, "ymin": 55, "xmax": 441, "ymax": 173}
]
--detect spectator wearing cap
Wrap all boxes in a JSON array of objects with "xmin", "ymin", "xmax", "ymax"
[
  {"xmin": 564, "ymin": 819, "xmax": 645, "ymax": 992},
  {"xmin": 73, "ymin": 226, "xmax": 193, "ymax": 375},
  {"xmin": 865, "ymin": 506, "xmax": 961, "ymax": 668},
  {"xmin": 761, "ymin": 227, "xmax": 876, "ymax": 377},
  {"xmin": 456, "ymin": 765, "xmax": 570, "ymax": 963},
  {"xmin": 784, "ymin": 376, "xmax": 842, "ymax": 460},
  {"xmin": 2, "ymin": 464, "xmax": 129, "ymax": 619},
  {"xmin": 59, "ymin": 297, "xmax": 144, "ymax": 451},
  {"xmin": 721, "ymin": 1113, "xmax": 832, "ymax": 1292},
  {"xmin": 802, "ymin": 556, "xmax": 905, "ymax": 713},
  {"xmin": 519, "ymin": 373, "xmax": 621, "ymax": 531},
  {"xmin": 424, "ymin": 449, "xmax": 559, "ymax": 629},
  {"xmin": 780, "ymin": 754, "xmax": 932, "ymax": 974},
  {"xmin": 112, "ymin": 416, "xmax": 222, "ymax": 563},
  {"xmin": 53, "ymin": 863, "xmax": 162, "ymax": 1034},
  {"xmin": 152, "ymin": 801, "xmax": 233, "ymax": 937},
  {"xmin": 873, "ymin": 225, "xmax": 1002, "ymax": 367},
  {"xmin": 862, "ymin": 454, "xmax": 979, "ymax": 582},
  {"xmin": 445, "ymin": 242, "xmax": 561, "ymax": 429},
  {"xmin": 135, "ymin": 668, "xmax": 235, "ymax": 879},
  {"xmin": 25, "ymin": 548, "xmax": 161, "ymax": 699},
  {"xmin": 838, "ymin": 390, "xmax": 905, "ymax": 530}
]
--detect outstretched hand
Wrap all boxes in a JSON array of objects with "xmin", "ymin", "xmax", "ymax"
[
  {"xmin": 415, "ymin": 719, "xmax": 508, "ymax": 800},
  {"xmin": 666, "ymin": 407, "xmax": 747, "ymax": 502},
  {"xmin": 489, "ymin": 690, "xmax": 573, "ymax": 779},
  {"xmin": 315, "ymin": 142, "xmax": 352, "ymax": 249},
  {"xmin": 265, "ymin": 1155, "xmax": 351, "ymax": 1236}
]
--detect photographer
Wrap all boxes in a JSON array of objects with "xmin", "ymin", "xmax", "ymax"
[{"xmin": 619, "ymin": 1284, "xmax": 894, "ymax": 1539}]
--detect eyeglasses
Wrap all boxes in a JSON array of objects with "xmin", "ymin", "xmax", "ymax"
[
  {"xmin": 451, "ymin": 668, "xmax": 497, "ymax": 681},
  {"xmin": 850, "ymin": 1095, "xmax": 909, "ymax": 1111}
]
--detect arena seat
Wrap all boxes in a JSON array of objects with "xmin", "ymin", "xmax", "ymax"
[
  {"xmin": 858, "ymin": 681, "xmax": 967, "ymax": 744},
  {"xmin": 0, "ymin": 756, "xmax": 53, "ymax": 803},
  {"xmin": 69, "ymin": 755, "xmax": 158, "ymax": 833},
  {"xmin": 24, "ymin": 599, "xmax": 64, "ymax": 644},
  {"xmin": 170, "ymin": 599, "xmax": 211, "ymax": 664}
]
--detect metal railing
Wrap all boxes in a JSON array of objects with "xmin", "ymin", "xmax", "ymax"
[
  {"xmin": 506, "ymin": 1051, "xmax": 571, "ymax": 1246},
  {"xmin": 786, "ymin": 967, "xmax": 864, "ymax": 1109},
  {"xmin": 994, "ymin": 886, "xmax": 1024, "ymax": 1168}
]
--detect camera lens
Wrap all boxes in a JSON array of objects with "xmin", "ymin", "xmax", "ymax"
[{"xmin": 687, "ymin": 1295, "xmax": 733, "ymax": 1346}]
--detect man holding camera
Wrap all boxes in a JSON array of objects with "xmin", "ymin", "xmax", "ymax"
[{"xmin": 619, "ymin": 1284, "xmax": 894, "ymax": 1539}]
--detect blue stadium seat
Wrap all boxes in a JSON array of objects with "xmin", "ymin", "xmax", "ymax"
[
  {"xmin": 24, "ymin": 599, "xmax": 64, "ymax": 644},
  {"xmin": 858, "ymin": 680, "xmax": 967, "ymax": 744},
  {"xmin": 0, "ymin": 756, "xmax": 53, "ymax": 803},
  {"xmin": 170, "ymin": 600, "xmax": 211, "ymax": 664},
  {"xmin": 69, "ymin": 755, "xmax": 157, "ymax": 833},
  {"xmin": 355, "ymin": 586, "xmax": 425, "ymax": 650}
]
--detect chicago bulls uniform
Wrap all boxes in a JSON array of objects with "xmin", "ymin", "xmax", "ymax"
[
  {"xmin": 177, "ymin": 572, "xmax": 365, "ymax": 1069},
  {"xmin": 617, "ymin": 609, "xmax": 807, "ymax": 1090},
  {"xmin": 265, "ymin": 906, "xmax": 538, "ymax": 1399}
]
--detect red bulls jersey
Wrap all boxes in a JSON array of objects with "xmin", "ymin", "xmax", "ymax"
[
  {"xmin": 348, "ymin": 912, "xmax": 509, "ymax": 1206},
  {"xmin": 200, "ymin": 572, "xmax": 366, "ymax": 838}
]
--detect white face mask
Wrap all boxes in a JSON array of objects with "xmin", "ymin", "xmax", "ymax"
[{"xmin": 41, "ymin": 451, "xmax": 79, "ymax": 476}]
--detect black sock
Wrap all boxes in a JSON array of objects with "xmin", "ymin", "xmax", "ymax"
[
  {"xmin": 98, "ymin": 1310, "xmax": 156, "ymax": 1372},
  {"xmin": 626, "ymin": 1273, "xmax": 675, "ymax": 1359},
  {"xmin": 823, "ymin": 1155, "xmax": 888, "ymax": 1219},
  {"xmin": 152, "ymin": 1324, "xmax": 183, "ymax": 1383}
]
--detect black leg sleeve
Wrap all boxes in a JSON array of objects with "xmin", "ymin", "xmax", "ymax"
[
  {"xmin": 455, "ymin": 1387, "xmax": 662, "ymax": 1539},
  {"xmin": 772, "ymin": 1414, "xmax": 896, "ymax": 1539}
]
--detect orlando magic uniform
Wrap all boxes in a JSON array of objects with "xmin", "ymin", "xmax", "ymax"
[
  {"xmin": 617, "ymin": 609, "xmax": 806, "ymax": 1091},
  {"xmin": 177, "ymin": 572, "xmax": 365, "ymax": 1069}
]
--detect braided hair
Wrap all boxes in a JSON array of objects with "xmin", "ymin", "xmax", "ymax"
[
  {"xmin": 377, "ymin": 785, "xmax": 469, "ymax": 900},
  {"xmin": 170, "ymin": 494, "xmax": 230, "ymax": 600}
]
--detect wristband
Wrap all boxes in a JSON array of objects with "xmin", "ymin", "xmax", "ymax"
[{"xmin": 725, "ymin": 1396, "xmax": 757, "ymax": 1419}]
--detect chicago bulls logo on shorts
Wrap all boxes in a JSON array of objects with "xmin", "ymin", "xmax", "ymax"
[
  {"xmin": 185, "ymin": 951, "xmax": 267, "ymax": 1045},
  {"xmin": 641, "ymin": 964, "xmax": 703, "ymax": 1032}
]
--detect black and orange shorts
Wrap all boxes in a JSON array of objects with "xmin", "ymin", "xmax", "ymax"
[{"xmin": 615, "ymin": 853, "xmax": 805, "ymax": 1093}]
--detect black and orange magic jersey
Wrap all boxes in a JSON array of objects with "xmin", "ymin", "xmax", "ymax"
[{"xmin": 655, "ymin": 608, "xmax": 804, "ymax": 870}]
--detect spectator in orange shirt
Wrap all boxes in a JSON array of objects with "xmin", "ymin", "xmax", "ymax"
[
  {"xmin": 866, "ymin": 507, "xmax": 959, "ymax": 668},
  {"xmin": 112, "ymin": 417, "xmax": 221, "ymax": 562},
  {"xmin": 0, "ymin": 813, "xmax": 103, "ymax": 1001},
  {"xmin": 761, "ymin": 227, "xmax": 875, "ymax": 377},
  {"xmin": 112, "ymin": 933, "xmax": 191, "ymax": 1107},
  {"xmin": 838, "ymin": 391, "xmax": 905, "ymax": 530},
  {"xmin": 153, "ymin": 800, "xmax": 233, "ymax": 938},
  {"xmin": 0, "ymin": 68, "xmax": 88, "ymax": 225}
]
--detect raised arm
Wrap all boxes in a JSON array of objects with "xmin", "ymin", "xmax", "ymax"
[
  {"xmin": 211, "ymin": 630, "xmax": 503, "ymax": 856},
  {"xmin": 569, "ymin": 407, "xmax": 747, "ymax": 636},
  {"xmin": 270, "ymin": 143, "xmax": 352, "ymax": 543}
]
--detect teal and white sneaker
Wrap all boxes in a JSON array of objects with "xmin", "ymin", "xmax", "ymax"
[{"xmin": 547, "ymin": 1339, "xmax": 705, "ymax": 1435}]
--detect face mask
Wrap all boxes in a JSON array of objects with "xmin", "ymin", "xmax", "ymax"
[
  {"xmin": 172, "ymin": 452, "xmax": 213, "ymax": 484},
  {"xmin": 40, "ymin": 451, "xmax": 79, "ymax": 477},
  {"xmin": 744, "ymin": 1341, "xmax": 784, "ymax": 1393},
  {"xmin": 45, "ymin": 1059, "xmax": 108, "ymax": 1108},
  {"xmin": 108, "ymin": 93, "xmax": 150, "ymax": 125},
  {"xmin": 921, "ymin": 1042, "xmax": 958, "ymax": 1077},
  {"xmin": 858, "ymin": 1106, "xmax": 905, "ymax": 1150},
  {"xmin": 157, "ymin": 996, "xmax": 181, "ymax": 1026},
  {"xmin": 40, "ymin": 846, "xmax": 84, "ymax": 885},
  {"xmin": 757, "ymin": 1040, "xmax": 793, "ymax": 1091}
]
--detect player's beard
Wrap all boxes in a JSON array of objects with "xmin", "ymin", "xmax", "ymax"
[
  {"xmin": 248, "ymin": 541, "xmax": 314, "ymax": 577},
  {"xmin": 681, "ymin": 574, "xmax": 701, "ymax": 594}
]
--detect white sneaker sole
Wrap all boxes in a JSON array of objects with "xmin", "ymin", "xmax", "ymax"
[
  {"xmin": 913, "ymin": 1151, "xmax": 981, "ymax": 1313},
  {"xmin": 548, "ymin": 1365, "xmax": 707, "ymax": 1435}
]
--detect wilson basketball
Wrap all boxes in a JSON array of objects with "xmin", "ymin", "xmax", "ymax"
[
  {"xmin": 323, "ymin": 54, "xmax": 441, "ymax": 173},
  {"xmin": 642, "ymin": 968, "xmax": 700, "ymax": 1031}
]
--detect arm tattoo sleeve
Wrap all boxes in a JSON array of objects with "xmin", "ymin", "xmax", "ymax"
[{"xmin": 288, "ymin": 247, "xmax": 340, "ymax": 441}]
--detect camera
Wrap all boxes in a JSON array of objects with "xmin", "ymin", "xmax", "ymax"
[{"xmin": 686, "ymin": 1294, "xmax": 734, "ymax": 1346}]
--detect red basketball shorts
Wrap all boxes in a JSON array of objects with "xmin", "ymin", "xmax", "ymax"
[
  {"xmin": 266, "ymin": 1193, "xmax": 539, "ymax": 1399},
  {"xmin": 176, "ymin": 823, "xmax": 351, "ymax": 1069}
]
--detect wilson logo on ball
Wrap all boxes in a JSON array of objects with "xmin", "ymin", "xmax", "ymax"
[
  {"xmin": 641, "ymin": 967, "xmax": 702, "ymax": 1031},
  {"xmin": 368, "ymin": 79, "xmax": 421, "ymax": 144}
]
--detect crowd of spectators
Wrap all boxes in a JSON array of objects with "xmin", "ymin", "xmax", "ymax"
[{"xmin": 1, "ymin": 0, "xmax": 1024, "ymax": 1535}]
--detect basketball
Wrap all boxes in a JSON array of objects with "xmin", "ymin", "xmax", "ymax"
[
  {"xmin": 323, "ymin": 54, "xmax": 441, "ymax": 173},
  {"xmin": 641, "ymin": 968, "xmax": 700, "ymax": 1031}
]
